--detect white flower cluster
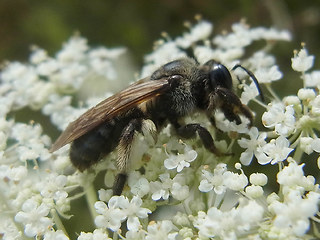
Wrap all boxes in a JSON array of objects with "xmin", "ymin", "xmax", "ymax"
[
  {"xmin": 0, "ymin": 36, "xmax": 126, "ymax": 239},
  {"xmin": 0, "ymin": 18, "xmax": 319, "ymax": 239}
]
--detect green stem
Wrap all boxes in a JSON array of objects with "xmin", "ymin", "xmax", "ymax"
[
  {"xmin": 252, "ymin": 98, "xmax": 268, "ymax": 109},
  {"xmin": 113, "ymin": 231, "xmax": 119, "ymax": 240},
  {"xmin": 85, "ymin": 183, "xmax": 98, "ymax": 220},
  {"xmin": 266, "ymin": 84, "xmax": 281, "ymax": 102},
  {"xmin": 292, "ymin": 144, "xmax": 304, "ymax": 163},
  {"xmin": 51, "ymin": 209, "xmax": 69, "ymax": 238}
]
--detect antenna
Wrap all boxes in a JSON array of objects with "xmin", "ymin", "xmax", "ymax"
[{"xmin": 232, "ymin": 64, "xmax": 265, "ymax": 102}]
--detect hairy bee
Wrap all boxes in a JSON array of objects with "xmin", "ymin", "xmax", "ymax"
[{"xmin": 50, "ymin": 57, "xmax": 263, "ymax": 195}]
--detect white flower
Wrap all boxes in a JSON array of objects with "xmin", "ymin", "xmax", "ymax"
[
  {"xmin": 297, "ymin": 88, "xmax": 316, "ymax": 100},
  {"xmin": 172, "ymin": 212, "xmax": 190, "ymax": 226},
  {"xmin": 14, "ymin": 199, "xmax": 53, "ymax": 237},
  {"xmin": 141, "ymin": 41, "xmax": 186, "ymax": 77},
  {"xmin": 77, "ymin": 229, "xmax": 111, "ymax": 240},
  {"xmin": 261, "ymin": 136, "xmax": 294, "ymax": 165},
  {"xmin": 248, "ymin": 51, "xmax": 276, "ymax": 68},
  {"xmin": 36, "ymin": 58, "xmax": 59, "ymax": 76},
  {"xmin": 150, "ymin": 173, "xmax": 171, "ymax": 201},
  {"xmin": 305, "ymin": 70, "xmax": 320, "ymax": 88},
  {"xmin": 301, "ymin": 137, "xmax": 317, "ymax": 157},
  {"xmin": 114, "ymin": 196, "xmax": 151, "ymax": 231},
  {"xmin": 128, "ymin": 172, "xmax": 150, "ymax": 197},
  {"xmin": 0, "ymin": 62, "xmax": 38, "ymax": 109},
  {"xmin": 150, "ymin": 173, "xmax": 189, "ymax": 201},
  {"xmin": 268, "ymin": 190, "xmax": 320, "ymax": 237},
  {"xmin": 27, "ymin": 81, "xmax": 55, "ymax": 110},
  {"xmin": 211, "ymin": 47, "xmax": 244, "ymax": 62},
  {"xmin": 311, "ymin": 137, "xmax": 320, "ymax": 153},
  {"xmin": 213, "ymin": 22, "xmax": 252, "ymax": 49},
  {"xmin": 240, "ymin": 81, "xmax": 260, "ymax": 104},
  {"xmin": 194, "ymin": 199, "xmax": 264, "ymax": 239},
  {"xmin": 43, "ymin": 229, "xmax": 70, "ymax": 240},
  {"xmin": 43, "ymin": 94, "xmax": 86, "ymax": 130},
  {"xmin": 98, "ymin": 189, "xmax": 113, "ymax": 202},
  {"xmin": 170, "ymin": 182, "xmax": 189, "ymax": 201},
  {"xmin": 10, "ymin": 123, "xmax": 51, "ymax": 162},
  {"xmin": 125, "ymin": 229, "xmax": 146, "ymax": 240},
  {"xmin": 175, "ymin": 21, "xmax": 213, "ymax": 48},
  {"xmin": 30, "ymin": 47, "xmax": 49, "ymax": 64},
  {"xmin": 311, "ymin": 95, "xmax": 320, "ymax": 115},
  {"xmin": 245, "ymin": 185, "xmax": 264, "ymax": 198},
  {"xmin": 249, "ymin": 173, "xmax": 268, "ymax": 186},
  {"xmin": 95, "ymin": 195, "xmax": 151, "ymax": 232},
  {"xmin": 0, "ymin": 217, "xmax": 22, "ymax": 239},
  {"xmin": 164, "ymin": 144, "xmax": 197, "ymax": 172},
  {"xmin": 277, "ymin": 160, "xmax": 316, "ymax": 191},
  {"xmin": 291, "ymin": 48, "xmax": 314, "ymax": 72},
  {"xmin": 146, "ymin": 220, "xmax": 178, "ymax": 240},
  {"xmin": 53, "ymin": 62, "xmax": 88, "ymax": 92},
  {"xmin": 57, "ymin": 36, "xmax": 88, "ymax": 63},
  {"xmin": 300, "ymin": 137, "xmax": 314, "ymax": 154},
  {"xmin": 36, "ymin": 173, "xmax": 69, "ymax": 212},
  {"xmin": 193, "ymin": 45, "xmax": 215, "ymax": 64},
  {"xmin": 238, "ymin": 127, "xmax": 268, "ymax": 165},
  {"xmin": 0, "ymin": 165, "xmax": 27, "ymax": 182},
  {"xmin": 94, "ymin": 200, "xmax": 126, "ymax": 231},
  {"xmin": 254, "ymin": 65, "xmax": 282, "ymax": 83},
  {"xmin": 222, "ymin": 169, "xmax": 248, "ymax": 191},
  {"xmin": 88, "ymin": 47, "xmax": 126, "ymax": 80},
  {"xmin": 262, "ymin": 102, "xmax": 295, "ymax": 136},
  {"xmin": 199, "ymin": 163, "xmax": 227, "ymax": 194}
]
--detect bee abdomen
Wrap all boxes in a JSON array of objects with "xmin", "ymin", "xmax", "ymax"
[
  {"xmin": 69, "ymin": 122, "xmax": 121, "ymax": 171},
  {"xmin": 69, "ymin": 108, "xmax": 145, "ymax": 171}
]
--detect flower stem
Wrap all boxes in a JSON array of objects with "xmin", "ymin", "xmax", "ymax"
[
  {"xmin": 292, "ymin": 144, "xmax": 303, "ymax": 163},
  {"xmin": 85, "ymin": 183, "xmax": 98, "ymax": 220},
  {"xmin": 51, "ymin": 208, "xmax": 69, "ymax": 238}
]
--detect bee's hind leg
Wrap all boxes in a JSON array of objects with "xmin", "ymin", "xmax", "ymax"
[
  {"xmin": 113, "ymin": 118, "xmax": 157, "ymax": 196},
  {"xmin": 113, "ymin": 118, "xmax": 142, "ymax": 195}
]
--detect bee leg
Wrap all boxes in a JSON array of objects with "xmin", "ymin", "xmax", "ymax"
[
  {"xmin": 113, "ymin": 173, "xmax": 127, "ymax": 196},
  {"xmin": 222, "ymin": 102, "xmax": 253, "ymax": 127},
  {"xmin": 215, "ymin": 87, "xmax": 253, "ymax": 126},
  {"xmin": 113, "ymin": 118, "xmax": 143, "ymax": 196},
  {"xmin": 174, "ymin": 122, "xmax": 224, "ymax": 156}
]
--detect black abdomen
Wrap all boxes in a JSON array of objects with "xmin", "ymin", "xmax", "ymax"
[{"xmin": 70, "ymin": 108, "xmax": 144, "ymax": 171}]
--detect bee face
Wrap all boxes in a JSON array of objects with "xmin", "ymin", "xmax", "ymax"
[{"xmin": 50, "ymin": 57, "xmax": 262, "ymax": 195}]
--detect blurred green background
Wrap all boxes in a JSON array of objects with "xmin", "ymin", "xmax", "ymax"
[{"xmin": 1, "ymin": 0, "xmax": 320, "ymax": 67}]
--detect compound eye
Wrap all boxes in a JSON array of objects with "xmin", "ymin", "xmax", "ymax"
[
  {"xmin": 168, "ymin": 74, "xmax": 183, "ymax": 81},
  {"xmin": 209, "ymin": 63, "xmax": 233, "ymax": 90},
  {"xmin": 168, "ymin": 74, "xmax": 183, "ymax": 87}
]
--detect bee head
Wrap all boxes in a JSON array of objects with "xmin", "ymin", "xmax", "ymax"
[
  {"xmin": 150, "ymin": 58, "xmax": 197, "ymax": 81},
  {"xmin": 204, "ymin": 60, "xmax": 233, "ymax": 90}
]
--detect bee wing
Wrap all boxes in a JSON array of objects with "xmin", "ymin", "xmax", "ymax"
[{"xmin": 50, "ymin": 78, "xmax": 170, "ymax": 152}]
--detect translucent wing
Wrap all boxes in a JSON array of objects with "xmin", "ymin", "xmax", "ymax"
[{"xmin": 50, "ymin": 78, "xmax": 170, "ymax": 152}]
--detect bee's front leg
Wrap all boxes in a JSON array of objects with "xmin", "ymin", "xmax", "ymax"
[
  {"xmin": 214, "ymin": 87, "xmax": 253, "ymax": 126},
  {"xmin": 171, "ymin": 120, "xmax": 224, "ymax": 156}
]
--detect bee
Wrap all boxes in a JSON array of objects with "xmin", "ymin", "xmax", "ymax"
[{"xmin": 50, "ymin": 57, "xmax": 263, "ymax": 195}]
